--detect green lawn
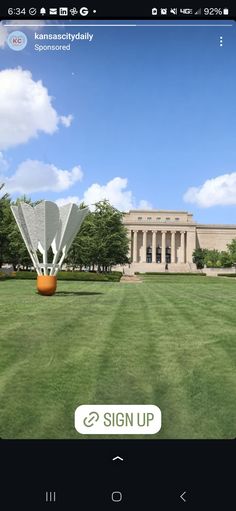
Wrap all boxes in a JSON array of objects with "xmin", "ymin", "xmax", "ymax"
[{"xmin": 0, "ymin": 276, "xmax": 235, "ymax": 439}]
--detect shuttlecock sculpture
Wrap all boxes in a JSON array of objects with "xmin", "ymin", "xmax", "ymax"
[{"xmin": 11, "ymin": 201, "xmax": 89, "ymax": 295}]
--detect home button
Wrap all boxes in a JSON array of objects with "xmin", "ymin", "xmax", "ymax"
[{"xmin": 111, "ymin": 491, "xmax": 123, "ymax": 502}]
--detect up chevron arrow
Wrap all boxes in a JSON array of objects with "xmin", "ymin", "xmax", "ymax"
[{"xmin": 112, "ymin": 456, "xmax": 124, "ymax": 461}]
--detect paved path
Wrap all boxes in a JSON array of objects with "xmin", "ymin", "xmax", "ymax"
[{"xmin": 120, "ymin": 275, "xmax": 142, "ymax": 283}]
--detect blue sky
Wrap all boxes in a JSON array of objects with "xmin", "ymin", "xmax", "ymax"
[{"xmin": 0, "ymin": 19, "xmax": 236, "ymax": 223}]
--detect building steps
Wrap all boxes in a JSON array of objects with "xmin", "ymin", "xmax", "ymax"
[{"xmin": 115, "ymin": 262, "xmax": 198, "ymax": 274}]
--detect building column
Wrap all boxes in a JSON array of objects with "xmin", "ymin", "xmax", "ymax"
[
  {"xmin": 133, "ymin": 230, "xmax": 138, "ymax": 262},
  {"xmin": 161, "ymin": 231, "xmax": 166, "ymax": 263},
  {"xmin": 180, "ymin": 231, "xmax": 185, "ymax": 263},
  {"xmin": 127, "ymin": 230, "xmax": 132, "ymax": 260},
  {"xmin": 152, "ymin": 231, "xmax": 157, "ymax": 263},
  {"xmin": 186, "ymin": 230, "xmax": 196, "ymax": 263},
  {"xmin": 142, "ymin": 230, "xmax": 147, "ymax": 262},
  {"xmin": 171, "ymin": 231, "xmax": 176, "ymax": 263}
]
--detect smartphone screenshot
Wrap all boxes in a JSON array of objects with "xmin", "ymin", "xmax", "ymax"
[{"xmin": 0, "ymin": 2, "xmax": 235, "ymax": 508}]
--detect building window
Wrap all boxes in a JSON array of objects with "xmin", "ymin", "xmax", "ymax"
[
  {"xmin": 157, "ymin": 245, "xmax": 161, "ymax": 263},
  {"xmin": 147, "ymin": 217, "xmax": 152, "ymax": 220},
  {"xmin": 137, "ymin": 217, "xmax": 142, "ymax": 220},
  {"xmin": 156, "ymin": 217, "xmax": 161, "ymax": 221},
  {"xmin": 166, "ymin": 217, "xmax": 170, "ymax": 220},
  {"xmin": 146, "ymin": 246, "xmax": 152, "ymax": 263},
  {"xmin": 175, "ymin": 217, "xmax": 180, "ymax": 221},
  {"xmin": 166, "ymin": 246, "xmax": 171, "ymax": 263}
]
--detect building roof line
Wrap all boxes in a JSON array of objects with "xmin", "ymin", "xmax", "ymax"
[
  {"xmin": 126, "ymin": 210, "xmax": 192, "ymax": 214},
  {"xmin": 197, "ymin": 224, "xmax": 236, "ymax": 228}
]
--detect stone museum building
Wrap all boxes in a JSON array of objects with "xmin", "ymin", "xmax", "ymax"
[{"xmin": 122, "ymin": 210, "xmax": 236, "ymax": 273}]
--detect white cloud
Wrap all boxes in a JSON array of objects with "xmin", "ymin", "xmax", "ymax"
[
  {"xmin": 56, "ymin": 196, "xmax": 81, "ymax": 207},
  {"xmin": 138, "ymin": 199, "xmax": 153, "ymax": 210},
  {"xmin": 60, "ymin": 114, "xmax": 73, "ymax": 127},
  {"xmin": 3, "ymin": 160, "xmax": 83, "ymax": 193},
  {"xmin": 83, "ymin": 177, "xmax": 133, "ymax": 210},
  {"xmin": 1, "ymin": 156, "xmax": 150, "ymax": 211},
  {"xmin": 0, "ymin": 68, "xmax": 73, "ymax": 150},
  {"xmin": 56, "ymin": 176, "xmax": 152, "ymax": 211},
  {"xmin": 184, "ymin": 172, "xmax": 236, "ymax": 207},
  {"xmin": 0, "ymin": 152, "xmax": 9, "ymax": 172}
]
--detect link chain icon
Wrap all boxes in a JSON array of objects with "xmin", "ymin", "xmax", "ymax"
[{"xmin": 83, "ymin": 411, "xmax": 100, "ymax": 427}]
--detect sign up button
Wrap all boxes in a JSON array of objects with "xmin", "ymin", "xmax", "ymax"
[{"xmin": 74, "ymin": 405, "xmax": 161, "ymax": 435}]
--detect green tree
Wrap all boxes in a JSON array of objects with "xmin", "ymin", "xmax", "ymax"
[
  {"xmin": 67, "ymin": 200, "xmax": 129, "ymax": 272},
  {"xmin": 227, "ymin": 239, "xmax": 236, "ymax": 265},
  {"xmin": 0, "ymin": 184, "xmax": 11, "ymax": 267},
  {"xmin": 204, "ymin": 249, "xmax": 221, "ymax": 267},
  {"xmin": 5, "ymin": 196, "xmax": 34, "ymax": 269},
  {"xmin": 193, "ymin": 246, "xmax": 234, "ymax": 269},
  {"xmin": 1, "ymin": 195, "xmax": 41, "ymax": 270},
  {"xmin": 192, "ymin": 248, "xmax": 206, "ymax": 269},
  {"xmin": 92, "ymin": 200, "xmax": 129, "ymax": 272},
  {"xmin": 66, "ymin": 206, "xmax": 96, "ymax": 270},
  {"xmin": 219, "ymin": 251, "xmax": 232, "ymax": 268}
]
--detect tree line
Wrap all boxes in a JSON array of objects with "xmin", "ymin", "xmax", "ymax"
[
  {"xmin": 193, "ymin": 245, "xmax": 236, "ymax": 269},
  {"xmin": 0, "ymin": 186, "xmax": 129, "ymax": 272}
]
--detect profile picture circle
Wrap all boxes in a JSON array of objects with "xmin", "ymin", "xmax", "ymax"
[{"xmin": 7, "ymin": 31, "xmax": 28, "ymax": 51}]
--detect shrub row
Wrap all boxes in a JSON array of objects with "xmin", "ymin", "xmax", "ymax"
[
  {"xmin": 2, "ymin": 271, "xmax": 122, "ymax": 282},
  {"xmin": 217, "ymin": 273, "xmax": 236, "ymax": 278},
  {"xmin": 135, "ymin": 272, "xmax": 206, "ymax": 276}
]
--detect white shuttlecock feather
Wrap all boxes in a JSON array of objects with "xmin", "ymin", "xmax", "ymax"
[{"xmin": 11, "ymin": 201, "xmax": 89, "ymax": 275}]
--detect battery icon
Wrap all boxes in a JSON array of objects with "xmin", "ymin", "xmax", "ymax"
[{"xmin": 223, "ymin": 8, "xmax": 229, "ymax": 15}]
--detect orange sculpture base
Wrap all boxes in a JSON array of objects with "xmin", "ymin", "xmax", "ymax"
[{"xmin": 37, "ymin": 275, "xmax": 57, "ymax": 296}]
